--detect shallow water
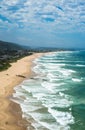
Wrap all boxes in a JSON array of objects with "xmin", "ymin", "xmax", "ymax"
[{"xmin": 13, "ymin": 50, "xmax": 85, "ymax": 130}]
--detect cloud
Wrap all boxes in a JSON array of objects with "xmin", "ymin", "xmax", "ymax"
[{"xmin": 0, "ymin": 0, "xmax": 85, "ymax": 32}]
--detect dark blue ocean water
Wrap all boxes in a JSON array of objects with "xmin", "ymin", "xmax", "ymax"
[{"xmin": 13, "ymin": 50, "xmax": 85, "ymax": 130}]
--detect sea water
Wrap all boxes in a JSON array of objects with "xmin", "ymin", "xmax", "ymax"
[{"xmin": 13, "ymin": 50, "xmax": 85, "ymax": 130}]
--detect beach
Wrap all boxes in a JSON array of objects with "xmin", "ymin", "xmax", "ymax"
[{"xmin": 0, "ymin": 53, "xmax": 43, "ymax": 130}]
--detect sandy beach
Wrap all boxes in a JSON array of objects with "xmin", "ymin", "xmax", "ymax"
[{"xmin": 0, "ymin": 53, "xmax": 43, "ymax": 130}]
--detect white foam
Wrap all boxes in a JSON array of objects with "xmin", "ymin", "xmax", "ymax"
[
  {"xmin": 47, "ymin": 73, "xmax": 60, "ymax": 82},
  {"xmin": 33, "ymin": 65, "xmax": 47, "ymax": 74},
  {"xmin": 72, "ymin": 78, "xmax": 82, "ymax": 82},
  {"xmin": 41, "ymin": 82, "xmax": 65, "ymax": 93},
  {"xmin": 76, "ymin": 64, "xmax": 85, "ymax": 67},
  {"xmin": 25, "ymin": 110, "xmax": 59, "ymax": 130},
  {"xmin": 59, "ymin": 69, "xmax": 76, "ymax": 77},
  {"xmin": 59, "ymin": 92, "xmax": 65, "ymax": 97},
  {"xmin": 43, "ymin": 63, "xmax": 65, "ymax": 70},
  {"xmin": 55, "ymin": 99, "xmax": 73, "ymax": 108},
  {"xmin": 48, "ymin": 108, "xmax": 74, "ymax": 127}
]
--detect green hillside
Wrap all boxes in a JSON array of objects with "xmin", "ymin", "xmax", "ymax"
[
  {"xmin": 0, "ymin": 40, "xmax": 23, "ymax": 51},
  {"xmin": 0, "ymin": 40, "xmax": 32, "ymax": 71}
]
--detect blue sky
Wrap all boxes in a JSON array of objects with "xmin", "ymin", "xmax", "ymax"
[{"xmin": 0, "ymin": 0, "xmax": 85, "ymax": 48}]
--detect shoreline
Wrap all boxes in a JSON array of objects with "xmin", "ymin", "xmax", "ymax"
[{"xmin": 0, "ymin": 53, "xmax": 43, "ymax": 130}]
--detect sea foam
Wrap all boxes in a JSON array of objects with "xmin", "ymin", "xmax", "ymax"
[{"xmin": 13, "ymin": 50, "xmax": 85, "ymax": 130}]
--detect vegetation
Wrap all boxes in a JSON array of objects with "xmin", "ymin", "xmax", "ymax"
[
  {"xmin": 0, "ymin": 61, "xmax": 11, "ymax": 71},
  {"xmin": 0, "ymin": 40, "xmax": 33, "ymax": 71}
]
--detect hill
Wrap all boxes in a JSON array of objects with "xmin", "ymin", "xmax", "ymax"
[
  {"xmin": 0, "ymin": 40, "xmax": 23, "ymax": 51},
  {"xmin": 0, "ymin": 40, "xmax": 33, "ymax": 71}
]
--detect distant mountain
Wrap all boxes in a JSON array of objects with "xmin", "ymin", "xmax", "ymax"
[{"xmin": 0, "ymin": 40, "xmax": 23, "ymax": 51}]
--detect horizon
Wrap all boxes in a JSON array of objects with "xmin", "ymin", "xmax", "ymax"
[
  {"xmin": 0, "ymin": 0, "xmax": 85, "ymax": 49},
  {"xmin": 1, "ymin": 40, "xmax": 85, "ymax": 50}
]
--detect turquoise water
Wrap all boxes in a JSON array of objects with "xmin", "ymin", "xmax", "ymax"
[{"xmin": 13, "ymin": 50, "xmax": 85, "ymax": 130}]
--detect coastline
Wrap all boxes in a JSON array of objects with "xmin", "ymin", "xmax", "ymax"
[{"xmin": 0, "ymin": 53, "xmax": 43, "ymax": 130}]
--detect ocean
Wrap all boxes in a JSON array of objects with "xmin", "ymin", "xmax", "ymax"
[{"xmin": 12, "ymin": 50, "xmax": 85, "ymax": 130}]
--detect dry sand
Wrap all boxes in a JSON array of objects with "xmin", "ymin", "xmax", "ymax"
[{"xmin": 0, "ymin": 53, "xmax": 43, "ymax": 130}]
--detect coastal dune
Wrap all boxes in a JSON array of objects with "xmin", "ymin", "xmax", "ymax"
[{"xmin": 0, "ymin": 53, "xmax": 43, "ymax": 130}]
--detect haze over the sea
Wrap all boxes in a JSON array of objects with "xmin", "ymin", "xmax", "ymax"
[{"xmin": 0, "ymin": 0, "xmax": 85, "ymax": 48}]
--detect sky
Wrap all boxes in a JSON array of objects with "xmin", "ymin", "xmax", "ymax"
[{"xmin": 0, "ymin": 0, "xmax": 85, "ymax": 48}]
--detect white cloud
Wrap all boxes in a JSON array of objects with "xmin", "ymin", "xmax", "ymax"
[
  {"xmin": 0, "ymin": 0, "xmax": 85, "ymax": 32},
  {"xmin": 1, "ymin": 0, "xmax": 19, "ymax": 6}
]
